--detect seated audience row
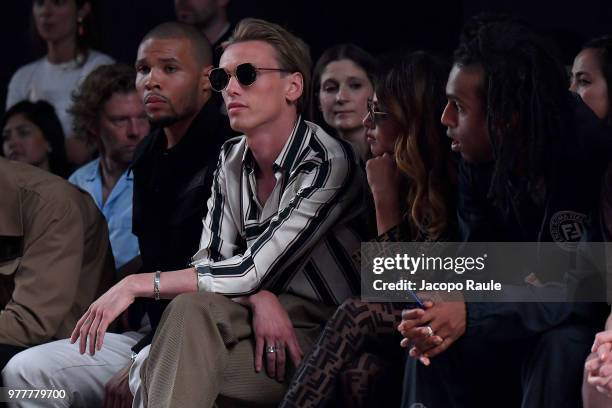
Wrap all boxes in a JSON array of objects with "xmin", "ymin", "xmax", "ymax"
[
  {"xmin": 0, "ymin": 11, "xmax": 611, "ymax": 408},
  {"xmin": 3, "ymin": 22, "xmax": 232, "ymax": 408},
  {"xmin": 6, "ymin": 0, "xmax": 234, "ymax": 167}
]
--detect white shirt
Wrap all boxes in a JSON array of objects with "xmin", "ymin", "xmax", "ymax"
[{"xmin": 6, "ymin": 50, "xmax": 114, "ymax": 137}]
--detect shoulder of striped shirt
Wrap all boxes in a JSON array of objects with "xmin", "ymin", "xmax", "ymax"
[
  {"xmin": 218, "ymin": 135, "xmax": 246, "ymax": 158},
  {"xmin": 221, "ymin": 135, "xmax": 246, "ymax": 150},
  {"xmin": 304, "ymin": 120, "xmax": 356, "ymax": 161}
]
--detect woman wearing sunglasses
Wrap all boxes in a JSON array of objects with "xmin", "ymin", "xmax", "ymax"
[
  {"xmin": 310, "ymin": 44, "xmax": 377, "ymax": 161},
  {"xmin": 280, "ymin": 50, "xmax": 457, "ymax": 407}
]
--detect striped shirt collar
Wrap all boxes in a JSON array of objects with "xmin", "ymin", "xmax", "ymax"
[{"xmin": 242, "ymin": 115, "xmax": 309, "ymax": 174}]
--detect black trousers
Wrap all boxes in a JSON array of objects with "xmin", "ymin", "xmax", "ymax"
[{"xmin": 402, "ymin": 322, "xmax": 596, "ymax": 408}]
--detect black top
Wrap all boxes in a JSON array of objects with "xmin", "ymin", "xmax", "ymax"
[
  {"xmin": 457, "ymin": 92, "xmax": 612, "ymax": 340},
  {"xmin": 458, "ymin": 93, "xmax": 612, "ymax": 243},
  {"xmin": 130, "ymin": 102, "xmax": 231, "ymax": 352}
]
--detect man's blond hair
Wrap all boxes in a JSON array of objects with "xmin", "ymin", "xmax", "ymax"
[{"xmin": 222, "ymin": 18, "xmax": 311, "ymax": 113}]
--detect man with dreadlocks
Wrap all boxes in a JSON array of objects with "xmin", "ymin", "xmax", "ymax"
[{"xmin": 399, "ymin": 20, "xmax": 612, "ymax": 407}]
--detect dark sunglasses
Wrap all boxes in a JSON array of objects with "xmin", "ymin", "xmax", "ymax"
[
  {"xmin": 367, "ymin": 99, "xmax": 389, "ymax": 124},
  {"xmin": 209, "ymin": 63, "xmax": 290, "ymax": 92}
]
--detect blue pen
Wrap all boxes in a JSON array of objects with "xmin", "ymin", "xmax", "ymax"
[{"xmin": 407, "ymin": 289, "xmax": 425, "ymax": 308}]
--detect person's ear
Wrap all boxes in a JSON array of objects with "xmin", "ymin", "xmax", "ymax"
[
  {"xmin": 201, "ymin": 64, "xmax": 213, "ymax": 93},
  {"xmin": 87, "ymin": 120, "xmax": 100, "ymax": 141},
  {"xmin": 285, "ymin": 72, "xmax": 303, "ymax": 104}
]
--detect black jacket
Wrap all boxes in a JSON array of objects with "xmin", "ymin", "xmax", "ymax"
[
  {"xmin": 130, "ymin": 102, "xmax": 231, "ymax": 352},
  {"xmin": 458, "ymin": 93, "xmax": 612, "ymax": 340}
]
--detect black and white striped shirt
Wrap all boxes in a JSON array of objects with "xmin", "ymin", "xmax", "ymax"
[{"xmin": 192, "ymin": 117, "xmax": 366, "ymax": 305}]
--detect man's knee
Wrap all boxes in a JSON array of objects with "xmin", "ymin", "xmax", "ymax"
[
  {"xmin": 2, "ymin": 339, "xmax": 80, "ymax": 389},
  {"xmin": 165, "ymin": 292, "xmax": 216, "ymax": 316},
  {"xmin": 2, "ymin": 347, "xmax": 47, "ymax": 387}
]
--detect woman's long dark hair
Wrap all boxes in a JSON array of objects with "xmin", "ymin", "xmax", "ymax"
[
  {"xmin": 1, "ymin": 100, "xmax": 72, "ymax": 178},
  {"xmin": 377, "ymin": 51, "xmax": 455, "ymax": 240}
]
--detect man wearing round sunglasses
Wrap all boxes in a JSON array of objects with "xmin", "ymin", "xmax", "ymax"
[
  {"xmin": 66, "ymin": 18, "xmax": 366, "ymax": 407},
  {"xmin": 139, "ymin": 17, "xmax": 367, "ymax": 407}
]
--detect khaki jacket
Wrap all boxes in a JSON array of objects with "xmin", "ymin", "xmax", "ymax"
[{"xmin": 0, "ymin": 158, "xmax": 115, "ymax": 347}]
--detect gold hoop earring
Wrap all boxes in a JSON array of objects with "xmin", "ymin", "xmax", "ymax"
[{"xmin": 77, "ymin": 16, "xmax": 84, "ymax": 37}]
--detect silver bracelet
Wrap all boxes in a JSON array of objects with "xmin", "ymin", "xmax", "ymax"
[{"xmin": 154, "ymin": 270, "xmax": 161, "ymax": 301}]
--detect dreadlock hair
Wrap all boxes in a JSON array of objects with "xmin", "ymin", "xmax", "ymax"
[
  {"xmin": 459, "ymin": 12, "xmax": 525, "ymax": 45},
  {"xmin": 376, "ymin": 51, "xmax": 455, "ymax": 240},
  {"xmin": 581, "ymin": 36, "xmax": 612, "ymax": 124},
  {"xmin": 453, "ymin": 21, "xmax": 569, "ymax": 214}
]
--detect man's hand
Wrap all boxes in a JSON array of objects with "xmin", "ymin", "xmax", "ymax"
[
  {"xmin": 398, "ymin": 298, "xmax": 466, "ymax": 362},
  {"xmin": 103, "ymin": 364, "xmax": 133, "ymax": 408},
  {"xmin": 248, "ymin": 290, "xmax": 303, "ymax": 382},
  {"xmin": 70, "ymin": 277, "xmax": 136, "ymax": 355},
  {"xmin": 397, "ymin": 301, "xmax": 440, "ymax": 366},
  {"xmin": 586, "ymin": 356, "xmax": 612, "ymax": 398},
  {"xmin": 585, "ymin": 330, "xmax": 612, "ymax": 398}
]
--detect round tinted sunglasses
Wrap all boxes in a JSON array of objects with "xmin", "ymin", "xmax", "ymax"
[
  {"xmin": 209, "ymin": 63, "xmax": 290, "ymax": 92},
  {"xmin": 366, "ymin": 99, "xmax": 389, "ymax": 125}
]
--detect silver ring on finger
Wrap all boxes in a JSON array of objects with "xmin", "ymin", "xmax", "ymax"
[
  {"xmin": 425, "ymin": 325, "xmax": 434, "ymax": 337},
  {"xmin": 266, "ymin": 345, "xmax": 277, "ymax": 353}
]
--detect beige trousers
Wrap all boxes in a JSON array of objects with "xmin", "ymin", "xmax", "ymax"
[{"xmin": 141, "ymin": 292, "xmax": 334, "ymax": 408}]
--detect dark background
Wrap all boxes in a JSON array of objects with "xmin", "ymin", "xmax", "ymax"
[{"xmin": 2, "ymin": 0, "xmax": 611, "ymax": 111}]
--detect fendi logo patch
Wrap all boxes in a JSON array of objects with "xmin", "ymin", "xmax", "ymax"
[{"xmin": 550, "ymin": 211, "xmax": 587, "ymax": 250}]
